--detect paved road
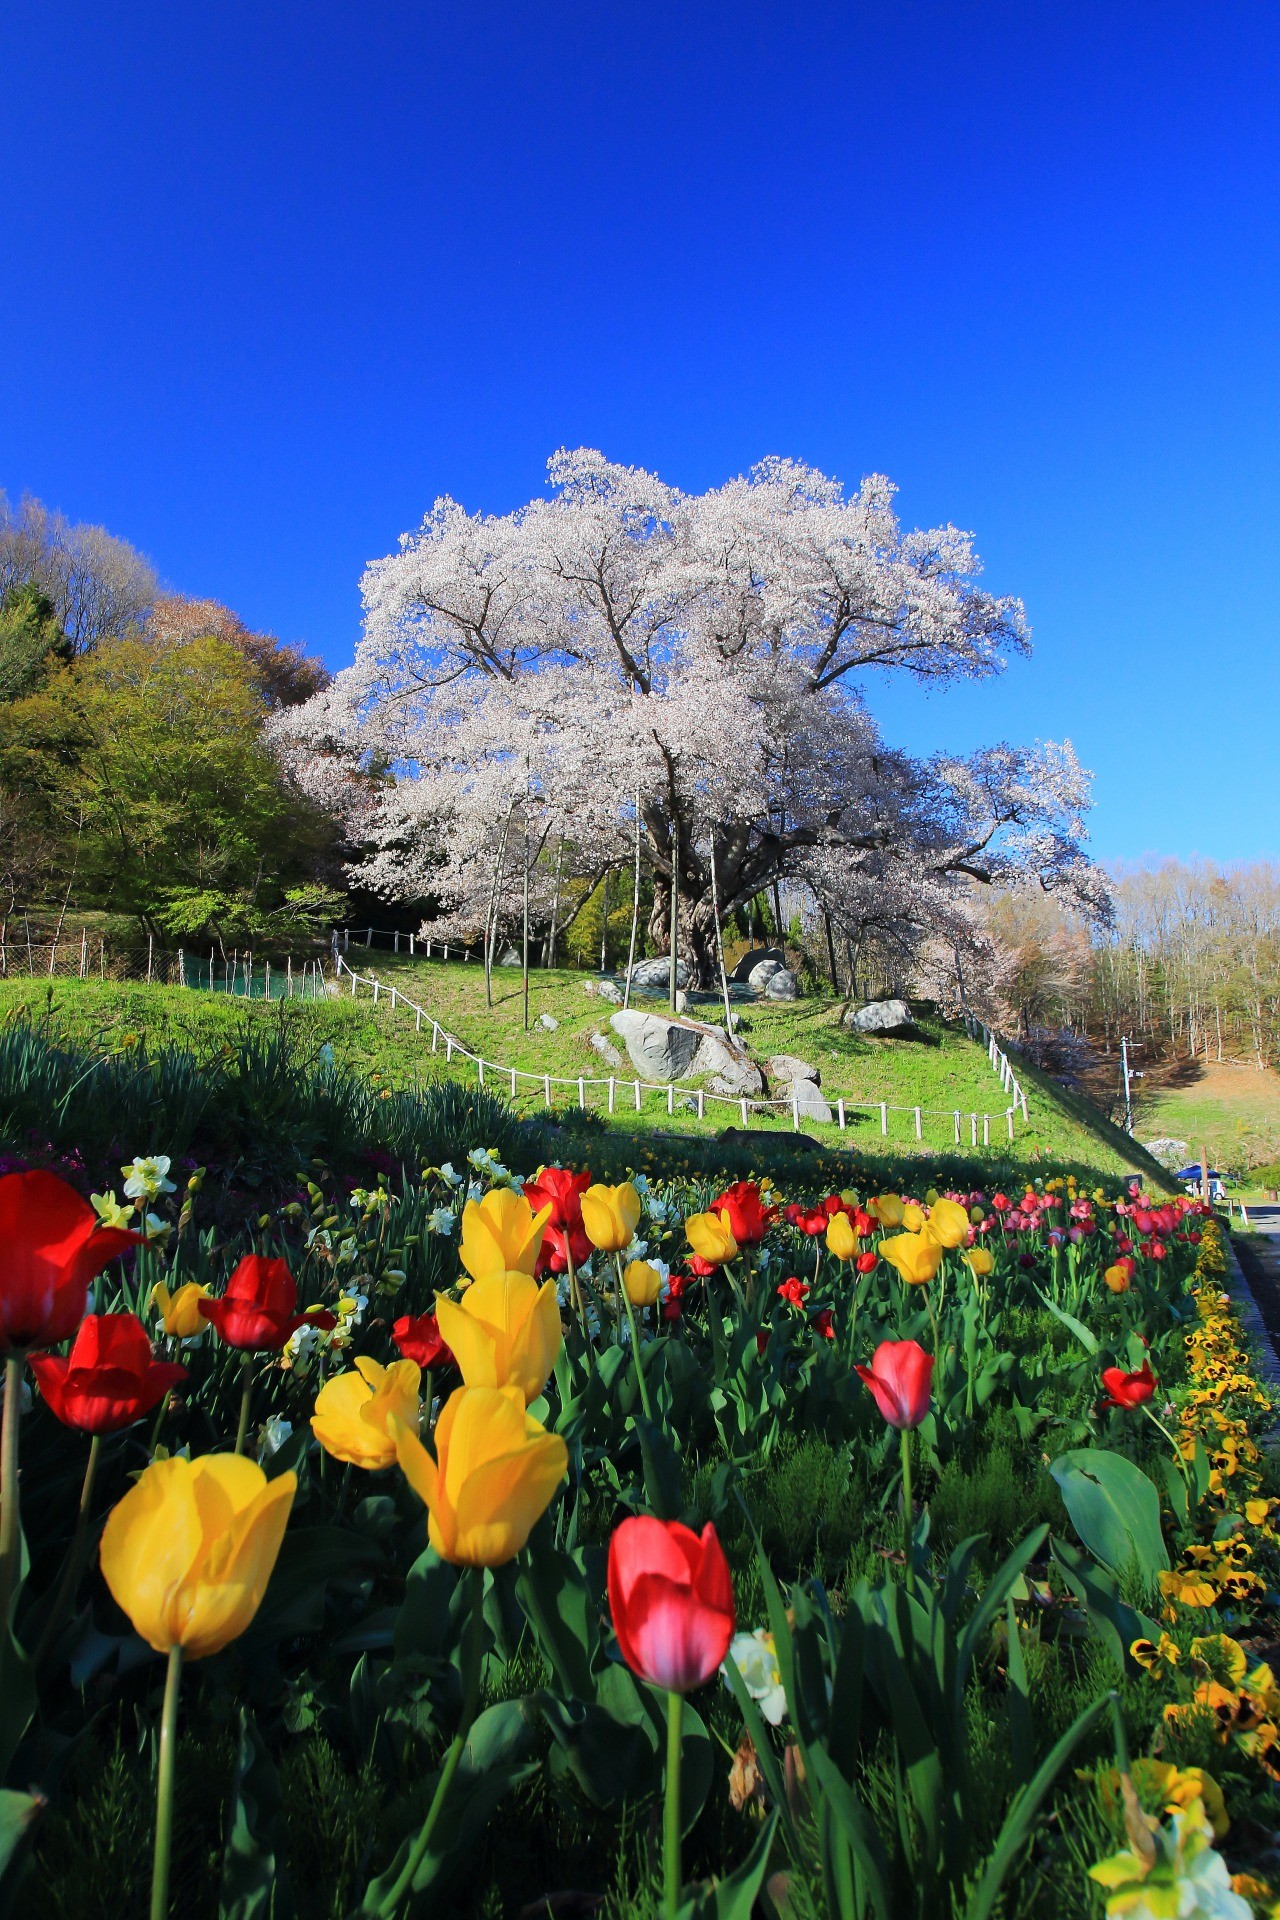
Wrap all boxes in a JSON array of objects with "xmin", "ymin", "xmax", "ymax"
[{"xmin": 1232, "ymin": 1205, "xmax": 1280, "ymax": 1366}]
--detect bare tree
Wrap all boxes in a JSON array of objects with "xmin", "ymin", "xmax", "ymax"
[{"xmin": 0, "ymin": 493, "xmax": 159, "ymax": 652}]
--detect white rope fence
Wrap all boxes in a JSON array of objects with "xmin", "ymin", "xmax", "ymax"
[
  {"xmin": 962, "ymin": 1011, "xmax": 1030, "ymax": 1123},
  {"xmin": 333, "ymin": 954, "xmax": 1023, "ymax": 1147}
]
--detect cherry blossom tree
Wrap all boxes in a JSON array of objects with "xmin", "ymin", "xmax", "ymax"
[{"xmin": 274, "ymin": 450, "xmax": 1102, "ymax": 988}]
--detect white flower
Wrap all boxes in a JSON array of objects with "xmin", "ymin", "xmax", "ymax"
[
  {"xmin": 632, "ymin": 1174, "xmax": 651, "ymax": 1197},
  {"xmin": 1090, "ymin": 1799, "xmax": 1251, "ymax": 1920},
  {"xmin": 438, "ymin": 1162, "xmax": 464, "ymax": 1189},
  {"xmin": 287, "ymin": 1324, "xmax": 322, "ymax": 1363},
  {"xmin": 121, "ymin": 1155, "xmax": 176, "ymax": 1201},
  {"xmin": 338, "ymin": 1290, "xmax": 368, "ymax": 1325},
  {"xmin": 622, "ymin": 1236, "xmax": 649, "ymax": 1262},
  {"xmin": 428, "ymin": 1208, "xmax": 456, "ymax": 1235},
  {"xmin": 724, "ymin": 1629, "xmax": 787, "ymax": 1726},
  {"xmin": 141, "ymin": 1213, "xmax": 172, "ymax": 1247},
  {"xmin": 260, "ymin": 1416, "xmax": 293, "ymax": 1460},
  {"xmin": 466, "ymin": 1182, "xmax": 484, "ymax": 1204}
]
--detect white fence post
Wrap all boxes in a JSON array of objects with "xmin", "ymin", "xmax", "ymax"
[
  {"xmin": 1006, "ymin": 1108, "xmax": 1014, "ymax": 1141},
  {"xmin": 666, "ymin": 1085, "xmax": 674, "ymax": 1117},
  {"xmin": 740, "ymin": 1097, "xmax": 748, "ymax": 1126},
  {"xmin": 578, "ymin": 1077, "xmax": 586, "ymax": 1109},
  {"xmin": 477, "ymin": 1058, "xmax": 484, "ymax": 1088},
  {"xmin": 792, "ymin": 1092, "xmax": 800, "ymax": 1131},
  {"xmin": 983, "ymin": 1115, "xmax": 990, "ymax": 1147},
  {"xmin": 510, "ymin": 1068, "xmax": 517, "ymax": 1097},
  {"xmin": 608, "ymin": 1078, "xmax": 616, "ymax": 1113},
  {"xmin": 970, "ymin": 1114, "xmax": 978, "ymax": 1146},
  {"xmin": 914, "ymin": 1106, "xmax": 922, "ymax": 1141},
  {"xmin": 954, "ymin": 1111, "xmax": 961, "ymax": 1144},
  {"xmin": 544, "ymin": 1075, "xmax": 552, "ymax": 1106},
  {"xmin": 837, "ymin": 1098, "xmax": 845, "ymax": 1131},
  {"xmin": 634, "ymin": 1080, "xmax": 642, "ymax": 1112},
  {"xmin": 697, "ymin": 1090, "xmax": 705, "ymax": 1118}
]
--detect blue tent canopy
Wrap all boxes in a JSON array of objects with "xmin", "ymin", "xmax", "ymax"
[{"xmin": 1175, "ymin": 1164, "xmax": 1221, "ymax": 1181}]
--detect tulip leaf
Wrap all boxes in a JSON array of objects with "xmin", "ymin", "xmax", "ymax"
[
  {"xmin": 0, "ymin": 1631, "xmax": 35, "ymax": 1786},
  {"xmin": 1049, "ymin": 1448, "xmax": 1169, "ymax": 1585},
  {"xmin": 1031, "ymin": 1286, "xmax": 1100, "ymax": 1356},
  {"xmin": 0, "ymin": 1787, "xmax": 42, "ymax": 1908},
  {"xmin": 218, "ymin": 1709, "xmax": 294, "ymax": 1920},
  {"xmin": 634, "ymin": 1415, "xmax": 682, "ymax": 1521},
  {"xmin": 393, "ymin": 1547, "xmax": 456, "ymax": 1663},
  {"xmin": 515, "ymin": 1527, "xmax": 598, "ymax": 1700},
  {"xmin": 1051, "ymin": 1536, "xmax": 1161, "ymax": 1674},
  {"xmin": 674, "ymin": 1809, "xmax": 780, "ymax": 1919}
]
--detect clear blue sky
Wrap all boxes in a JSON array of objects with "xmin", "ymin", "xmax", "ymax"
[{"xmin": 3, "ymin": 3, "xmax": 1277, "ymax": 862}]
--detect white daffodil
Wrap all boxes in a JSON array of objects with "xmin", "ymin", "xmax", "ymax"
[
  {"xmin": 437, "ymin": 1162, "xmax": 464, "ymax": 1189},
  {"xmin": 1089, "ymin": 1798, "xmax": 1251, "ymax": 1920},
  {"xmin": 260, "ymin": 1416, "xmax": 294, "ymax": 1459},
  {"xmin": 724, "ymin": 1630, "xmax": 788, "ymax": 1727},
  {"xmin": 428, "ymin": 1208, "xmax": 456, "ymax": 1235},
  {"xmin": 121, "ymin": 1155, "xmax": 176, "ymax": 1201}
]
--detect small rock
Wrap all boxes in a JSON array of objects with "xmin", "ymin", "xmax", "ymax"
[
  {"xmin": 588, "ymin": 1032, "xmax": 624, "ymax": 1068},
  {"xmin": 596, "ymin": 978, "xmax": 623, "ymax": 1004},
  {"xmin": 497, "ymin": 944, "xmax": 521, "ymax": 967},
  {"xmin": 539, "ymin": 1013, "xmax": 558, "ymax": 1030},
  {"xmin": 748, "ymin": 958, "xmax": 784, "ymax": 991},
  {"xmin": 627, "ymin": 956, "xmax": 690, "ymax": 993},
  {"xmin": 582, "ymin": 979, "xmax": 597, "ymax": 996},
  {"xmin": 767, "ymin": 1053, "xmax": 819, "ymax": 1086},
  {"xmin": 764, "ymin": 969, "xmax": 799, "ymax": 1000},
  {"xmin": 845, "ymin": 997, "xmax": 917, "ymax": 1037},
  {"xmin": 730, "ymin": 946, "xmax": 785, "ymax": 985},
  {"xmin": 674, "ymin": 989, "xmax": 689, "ymax": 1013},
  {"xmin": 785, "ymin": 1079, "xmax": 833, "ymax": 1123}
]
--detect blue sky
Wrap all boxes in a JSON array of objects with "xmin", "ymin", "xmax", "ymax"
[{"xmin": 3, "ymin": 2, "xmax": 1277, "ymax": 862}]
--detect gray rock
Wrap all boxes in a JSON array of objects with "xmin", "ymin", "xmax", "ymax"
[
  {"xmin": 588, "ymin": 1032, "xmax": 624, "ymax": 1068},
  {"xmin": 595, "ymin": 978, "xmax": 623, "ymax": 1004},
  {"xmin": 845, "ymin": 997, "xmax": 917, "ymax": 1036},
  {"xmin": 582, "ymin": 978, "xmax": 598, "ymax": 995},
  {"xmin": 609, "ymin": 1010, "xmax": 702, "ymax": 1081},
  {"xmin": 674, "ymin": 989, "xmax": 689, "ymax": 1013},
  {"xmin": 787, "ymin": 1078, "xmax": 833, "ymax": 1123},
  {"xmin": 748, "ymin": 958, "xmax": 784, "ymax": 991},
  {"xmin": 764, "ymin": 969, "xmax": 799, "ymax": 1000},
  {"xmin": 627, "ymin": 956, "xmax": 690, "ymax": 993},
  {"xmin": 730, "ymin": 945, "xmax": 785, "ymax": 984},
  {"xmin": 767, "ymin": 1053, "xmax": 819, "ymax": 1086},
  {"xmin": 497, "ymin": 944, "xmax": 521, "ymax": 967},
  {"xmin": 691, "ymin": 1025, "xmax": 766, "ymax": 1096},
  {"xmin": 538, "ymin": 1013, "xmax": 558, "ymax": 1030}
]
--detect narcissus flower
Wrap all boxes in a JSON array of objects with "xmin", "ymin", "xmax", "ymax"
[
  {"xmin": 825, "ymin": 1212, "xmax": 857, "ymax": 1261},
  {"xmin": 623, "ymin": 1259, "xmax": 663, "ymax": 1307},
  {"xmin": 608, "ymin": 1515, "xmax": 735, "ymax": 1693},
  {"xmin": 0, "ymin": 1170, "xmax": 144, "ymax": 1352},
  {"xmin": 199, "ymin": 1256, "xmax": 336, "ymax": 1352},
  {"xmin": 391, "ymin": 1384, "xmax": 567, "ymax": 1565},
  {"xmin": 1102, "ymin": 1361, "xmax": 1157, "ymax": 1410},
  {"xmin": 151, "ymin": 1280, "xmax": 211, "ymax": 1338},
  {"xmin": 391, "ymin": 1312, "xmax": 453, "ymax": 1370},
  {"xmin": 923, "ymin": 1198, "xmax": 971, "ymax": 1249},
  {"xmin": 1088, "ymin": 1796, "xmax": 1249, "ymax": 1919},
  {"xmin": 434, "ymin": 1270, "xmax": 562, "ymax": 1403},
  {"xmin": 879, "ymin": 1232, "xmax": 943, "ymax": 1286},
  {"xmin": 581, "ymin": 1182, "xmax": 642, "ymax": 1254},
  {"xmin": 100, "ymin": 1453, "xmax": 296, "ymax": 1657},
  {"xmin": 310, "ymin": 1356, "xmax": 421, "ymax": 1470},
  {"xmin": 685, "ymin": 1209, "xmax": 738, "ymax": 1268},
  {"xmin": 855, "ymin": 1339, "xmax": 933, "ymax": 1430},
  {"xmin": 30, "ymin": 1313, "xmax": 186, "ymax": 1434},
  {"xmin": 458, "ymin": 1188, "xmax": 551, "ymax": 1285}
]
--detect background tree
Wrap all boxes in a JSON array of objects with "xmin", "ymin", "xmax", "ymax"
[
  {"xmin": 278, "ymin": 449, "xmax": 1104, "ymax": 985},
  {"xmin": 0, "ymin": 492, "xmax": 158, "ymax": 653}
]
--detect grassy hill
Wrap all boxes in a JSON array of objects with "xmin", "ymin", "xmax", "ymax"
[
  {"xmin": 1132, "ymin": 1055, "xmax": 1280, "ymax": 1184},
  {"xmin": 0, "ymin": 961, "xmax": 1170, "ymax": 1185}
]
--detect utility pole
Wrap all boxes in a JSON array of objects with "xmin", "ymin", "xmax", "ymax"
[{"xmin": 1120, "ymin": 1036, "xmax": 1144, "ymax": 1134}]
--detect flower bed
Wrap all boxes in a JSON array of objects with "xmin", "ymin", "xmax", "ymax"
[{"xmin": 0, "ymin": 1144, "xmax": 1275, "ymax": 1920}]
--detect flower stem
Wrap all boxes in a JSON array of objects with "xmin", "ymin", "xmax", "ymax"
[
  {"xmin": 616, "ymin": 1257, "xmax": 655, "ymax": 1423},
  {"xmin": 233, "ymin": 1353, "xmax": 254, "ymax": 1456},
  {"xmin": 0, "ymin": 1355, "xmax": 24, "ymax": 1635},
  {"xmin": 150, "ymin": 1644, "xmax": 183, "ymax": 1920},
  {"xmin": 664, "ymin": 1688, "xmax": 683, "ymax": 1920},
  {"xmin": 34, "ymin": 1431, "xmax": 102, "ymax": 1668},
  {"xmin": 900, "ymin": 1425, "xmax": 915, "ymax": 1594},
  {"xmin": 375, "ymin": 1566, "xmax": 485, "ymax": 1917}
]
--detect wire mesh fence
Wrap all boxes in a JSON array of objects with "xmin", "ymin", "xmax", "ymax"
[{"xmin": 0, "ymin": 934, "xmax": 180, "ymax": 984}]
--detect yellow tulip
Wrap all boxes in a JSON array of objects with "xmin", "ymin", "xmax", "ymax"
[
  {"xmin": 581, "ymin": 1182, "xmax": 642, "ymax": 1253},
  {"xmin": 100, "ymin": 1454, "xmax": 295, "ymax": 1658},
  {"xmin": 902, "ymin": 1202, "xmax": 926, "ymax": 1232},
  {"xmin": 870, "ymin": 1195, "xmax": 904, "ymax": 1228},
  {"xmin": 458, "ymin": 1188, "xmax": 551, "ymax": 1286},
  {"xmin": 151, "ymin": 1280, "xmax": 211, "ymax": 1339},
  {"xmin": 966, "ymin": 1247, "xmax": 995, "ymax": 1277},
  {"xmin": 825, "ymin": 1212, "xmax": 857, "ymax": 1261},
  {"xmin": 879, "ymin": 1231, "xmax": 943, "ymax": 1286},
  {"xmin": 923, "ymin": 1198, "xmax": 971, "ymax": 1250},
  {"xmin": 435, "ymin": 1270, "xmax": 562, "ymax": 1403},
  {"xmin": 310, "ymin": 1356, "xmax": 421, "ymax": 1470},
  {"xmin": 391, "ymin": 1385, "xmax": 567, "ymax": 1566},
  {"xmin": 684, "ymin": 1208, "xmax": 738, "ymax": 1267},
  {"xmin": 1104, "ymin": 1263, "xmax": 1132, "ymax": 1293},
  {"xmin": 623, "ymin": 1259, "xmax": 663, "ymax": 1307}
]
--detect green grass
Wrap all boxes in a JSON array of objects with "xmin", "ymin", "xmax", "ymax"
[
  {"xmin": 0, "ymin": 966, "xmax": 1170, "ymax": 1185},
  {"xmin": 1131, "ymin": 1056, "xmax": 1280, "ymax": 1180}
]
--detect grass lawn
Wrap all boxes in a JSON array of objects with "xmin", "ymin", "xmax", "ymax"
[
  {"xmin": 1132, "ymin": 1056, "xmax": 1280, "ymax": 1179},
  {"xmin": 0, "ymin": 963, "xmax": 1168, "ymax": 1183}
]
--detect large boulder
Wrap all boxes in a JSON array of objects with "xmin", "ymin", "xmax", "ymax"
[
  {"xmin": 627, "ymin": 956, "xmax": 690, "ymax": 994},
  {"xmin": 609, "ymin": 1011, "xmax": 702, "ymax": 1081},
  {"xmin": 730, "ymin": 945, "xmax": 785, "ymax": 985},
  {"xmin": 845, "ymin": 997, "xmax": 917, "ymax": 1037},
  {"xmin": 767, "ymin": 1053, "xmax": 819, "ymax": 1086},
  {"xmin": 747, "ymin": 958, "xmax": 784, "ymax": 991},
  {"xmin": 764, "ymin": 969, "xmax": 799, "ymax": 1000},
  {"xmin": 690, "ymin": 1026, "xmax": 766, "ymax": 1097}
]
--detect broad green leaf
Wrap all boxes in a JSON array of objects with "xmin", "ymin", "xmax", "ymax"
[{"xmin": 1050, "ymin": 1449, "xmax": 1169, "ymax": 1584}]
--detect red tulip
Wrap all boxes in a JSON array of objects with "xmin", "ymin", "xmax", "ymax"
[
  {"xmin": 711, "ymin": 1181, "xmax": 776, "ymax": 1248},
  {"xmin": 662, "ymin": 1274, "xmax": 689, "ymax": 1323},
  {"xmin": 854, "ymin": 1250, "xmax": 878, "ymax": 1274},
  {"xmin": 0, "ymin": 1171, "xmax": 144, "ymax": 1352},
  {"xmin": 813, "ymin": 1307, "xmax": 835, "ymax": 1341},
  {"xmin": 607, "ymin": 1516, "xmax": 735, "ymax": 1693},
  {"xmin": 776, "ymin": 1275, "xmax": 809, "ymax": 1309},
  {"xmin": 1102, "ymin": 1361, "xmax": 1157, "ymax": 1410},
  {"xmin": 524, "ymin": 1168, "xmax": 593, "ymax": 1275},
  {"xmin": 29, "ymin": 1313, "xmax": 186, "ymax": 1434},
  {"xmin": 783, "ymin": 1203, "xmax": 827, "ymax": 1237},
  {"xmin": 392, "ymin": 1312, "xmax": 454, "ymax": 1370},
  {"xmin": 854, "ymin": 1338, "xmax": 934, "ymax": 1430},
  {"xmin": 755, "ymin": 1329, "xmax": 770, "ymax": 1356},
  {"xmin": 198, "ymin": 1255, "xmax": 336, "ymax": 1352}
]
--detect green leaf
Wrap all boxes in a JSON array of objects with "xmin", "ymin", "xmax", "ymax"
[
  {"xmin": 1032, "ymin": 1287, "xmax": 1100, "ymax": 1355},
  {"xmin": 218, "ymin": 1709, "xmax": 294, "ymax": 1920},
  {"xmin": 1049, "ymin": 1449, "xmax": 1169, "ymax": 1584},
  {"xmin": 1051, "ymin": 1537, "xmax": 1160, "ymax": 1674},
  {"xmin": 0, "ymin": 1788, "xmax": 42, "ymax": 1906},
  {"xmin": 0, "ymin": 1630, "xmax": 35, "ymax": 1786},
  {"xmin": 515, "ymin": 1527, "xmax": 598, "ymax": 1699},
  {"xmin": 963, "ymin": 1692, "xmax": 1112, "ymax": 1920}
]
